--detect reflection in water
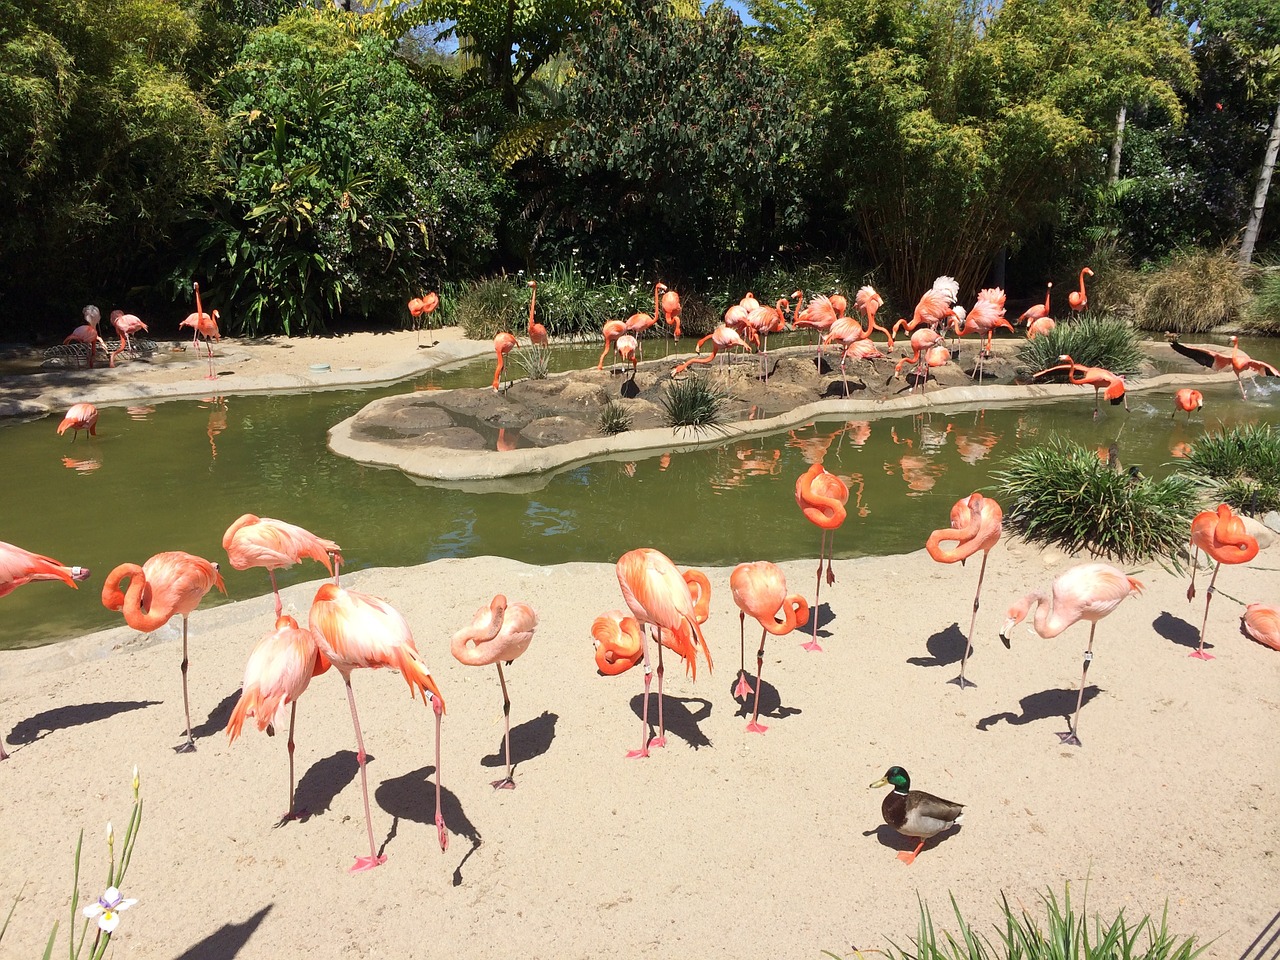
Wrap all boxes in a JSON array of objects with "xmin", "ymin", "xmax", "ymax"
[
  {"xmin": 200, "ymin": 396, "xmax": 227, "ymax": 460},
  {"xmin": 126, "ymin": 405, "xmax": 154, "ymax": 421},
  {"xmin": 61, "ymin": 456, "xmax": 101, "ymax": 473},
  {"xmin": 497, "ymin": 427, "xmax": 519, "ymax": 452}
]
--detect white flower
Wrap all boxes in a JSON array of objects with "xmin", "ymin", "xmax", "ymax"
[{"xmin": 83, "ymin": 887, "xmax": 137, "ymax": 934}]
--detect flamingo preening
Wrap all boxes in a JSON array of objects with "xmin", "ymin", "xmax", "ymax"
[
  {"xmin": 795, "ymin": 462, "xmax": 848, "ymax": 653},
  {"xmin": 1186, "ymin": 503, "xmax": 1259, "ymax": 661}
]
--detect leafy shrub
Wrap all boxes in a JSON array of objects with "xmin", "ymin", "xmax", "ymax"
[
  {"xmin": 510, "ymin": 344, "xmax": 551, "ymax": 380},
  {"xmin": 1018, "ymin": 315, "xmax": 1146, "ymax": 375},
  {"xmin": 1179, "ymin": 423, "xmax": 1280, "ymax": 515},
  {"xmin": 598, "ymin": 400, "xmax": 632, "ymax": 435},
  {"xmin": 1247, "ymin": 266, "xmax": 1280, "ymax": 335},
  {"xmin": 660, "ymin": 377, "xmax": 727, "ymax": 430},
  {"xmin": 993, "ymin": 437, "xmax": 1199, "ymax": 566},
  {"xmin": 456, "ymin": 276, "xmax": 525, "ymax": 339},
  {"xmin": 1131, "ymin": 248, "xmax": 1253, "ymax": 333},
  {"xmin": 533, "ymin": 262, "xmax": 647, "ymax": 340}
]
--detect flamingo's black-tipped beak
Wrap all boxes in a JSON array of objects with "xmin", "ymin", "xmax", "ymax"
[{"xmin": 999, "ymin": 633, "xmax": 1011, "ymax": 649}]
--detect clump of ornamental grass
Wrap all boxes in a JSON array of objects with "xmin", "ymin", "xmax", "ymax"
[
  {"xmin": 1246, "ymin": 265, "xmax": 1280, "ymax": 334},
  {"xmin": 823, "ymin": 884, "xmax": 1208, "ymax": 960},
  {"xmin": 660, "ymin": 375, "xmax": 727, "ymax": 430},
  {"xmin": 1132, "ymin": 248, "xmax": 1253, "ymax": 333},
  {"xmin": 992, "ymin": 437, "xmax": 1198, "ymax": 566},
  {"xmin": 456, "ymin": 276, "xmax": 524, "ymax": 339},
  {"xmin": 598, "ymin": 400, "xmax": 632, "ymax": 435},
  {"xmin": 534, "ymin": 262, "xmax": 637, "ymax": 340},
  {"xmin": 1018, "ymin": 315, "xmax": 1145, "ymax": 376},
  {"xmin": 1178, "ymin": 422, "xmax": 1280, "ymax": 515},
  {"xmin": 510, "ymin": 344, "xmax": 551, "ymax": 380}
]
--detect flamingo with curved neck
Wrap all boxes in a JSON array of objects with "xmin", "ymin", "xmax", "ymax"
[
  {"xmin": 730, "ymin": 561, "xmax": 810, "ymax": 732},
  {"xmin": 1068, "ymin": 267, "xmax": 1093, "ymax": 312},
  {"xmin": 1186, "ymin": 503, "xmax": 1259, "ymax": 661},
  {"xmin": 492, "ymin": 332, "xmax": 517, "ymax": 391},
  {"xmin": 795, "ymin": 462, "xmax": 848, "ymax": 652}
]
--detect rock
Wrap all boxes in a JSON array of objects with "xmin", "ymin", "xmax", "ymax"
[
  {"xmin": 1264, "ymin": 511, "xmax": 1280, "ymax": 534},
  {"xmin": 523, "ymin": 416, "xmax": 599, "ymax": 447},
  {"xmin": 1241, "ymin": 515, "xmax": 1275, "ymax": 550}
]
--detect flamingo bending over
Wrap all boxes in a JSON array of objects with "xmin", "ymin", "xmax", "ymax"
[
  {"xmin": 730, "ymin": 561, "xmax": 809, "ymax": 732},
  {"xmin": 1016, "ymin": 283, "xmax": 1052, "ymax": 328},
  {"xmin": 1068, "ymin": 267, "xmax": 1093, "ymax": 312},
  {"xmin": 1169, "ymin": 336, "xmax": 1279, "ymax": 398},
  {"xmin": 658, "ymin": 282, "xmax": 682, "ymax": 340},
  {"xmin": 892, "ymin": 276, "xmax": 959, "ymax": 338},
  {"xmin": 1186, "ymin": 503, "xmax": 1259, "ymax": 660},
  {"xmin": 855, "ymin": 285, "xmax": 894, "ymax": 347},
  {"xmin": 615, "ymin": 334, "xmax": 639, "ymax": 378},
  {"xmin": 222, "ymin": 514, "xmax": 342, "ymax": 617},
  {"xmin": 1000, "ymin": 562, "xmax": 1144, "ymax": 746},
  {"xmin": 925, "ymin": 493, "xmax": 1002, "ymax": 688},
  {"xmin": 57, "ymin": 403, "xmax": 99, "ymax": 441},
  {"xmin": 102, "ymin": 552, "xmax": 226, "ymax": 752},
  {"xmin": 672, "ymin": 325, "xmax": 752, "ymax": 375},
  {"xmin": 795, "ymin": 462, "xmax": 848, "ymax": 652},
  {"xmin": 950, "ymin": 288, "xmax": 1012, "ymax": 381},
  {"xmin": 1241, "ymin": 603, "xmax": 1280, "ymax": 651},
  {"xmin": 63, "ymin": 324, "xmax": 109, "ymax": 369},
  {"xmin": 451, "ymin": 594, "xmax": 538, "ymax": 789},
  {"xmin": 795, "ymin": 294, "xmax": 838, "ymax": 364},
  {"xmin": 1033, "ymin": 354, "xmax": 1127, "ymax": 419},
  {"xmin": 1173, "ymin": 389, "xmax": 1203, "ymax": 420},
  {"xmin": 492, "ymin": 332, "xmax": 518, "ymax": 391},
  {"xmin": 309, "ymin": 583, "xmax": 446, "ymax": 870},
  {"xmin": 0, "ymin": 541, "xmax": 91, "ymax": 760},
  {"xmin": 109, "ymin": 311, "xmax": 149, "ymax": 365},
  {"xmin": 226, "ymin": 614, "xmax": 330, "ymax": 821}
]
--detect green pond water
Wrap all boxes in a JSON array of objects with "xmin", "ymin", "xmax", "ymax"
[{"xmin": 1, "ymin": 335, "xmax": 1276, "ymax": 650}]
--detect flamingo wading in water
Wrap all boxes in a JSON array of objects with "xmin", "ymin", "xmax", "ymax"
[
  {"xmin": 1033, "ymin": 354, "xmax": 1128, "ymax": 420},
  {"xmin": 57, "ymin": 403, "xmax": 99, "ymax": 442},
  {"xmin": 1186, "ymin": 503, "xmax": 1259, "ymax": 660},
  {"xmin": 222, "ymin": 514, "xmax": 342, "ymax": 617},
  {"xmin": 1169, "ymin": 336, "xmax": 1279, "ymax": 398},
  {"xmin": 730, "ymin": 561, "xmax": 809, "ymax": 732},
  {"xmin": 795, "ymin": 462, "xmax": 848, "ymax": 652}
]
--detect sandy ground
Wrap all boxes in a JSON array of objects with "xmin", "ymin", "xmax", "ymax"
[{"xmin": 1, "ymin": 329, "xmax": 1278, "ymax": 959}]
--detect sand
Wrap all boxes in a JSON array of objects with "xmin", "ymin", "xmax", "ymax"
[{"xmin": 0, "ymin": 331, "xmax": 1277, "ymax": 959}]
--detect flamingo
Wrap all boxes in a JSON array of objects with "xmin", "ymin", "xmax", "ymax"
[
  {"xmin": 0, "ymin": 541, "xmax": 90, "ymax": 760},
  {"xmin": 102, "ymin": 552, "xmax": 226, "ymax": 752},
  {"xmin": 596, "ymin": 319, "xmax": 628, "ymax": 370},
  {"xmin": 1068, "ymin": 267, "xmax": 1093, "ymax": 312},
  {"xmin": 1241, "ymin": 603, "xmax": 1280, "ymax": 651},
  {"xmin": 1169, "ymin": 336, "xmax": 1279, "ymax": 398},
  {"xmin": 309, "ymin": 583, "xmax": 447, "ymax": 870},
  {"xmin": 222, "ymin": 514, "xmax": 342, "ymax": 617},
  {"xmin": 526, "ymin": 280, "xmax": 548, "ymax": 347},
  {"xmin": 179, "ymin": 281, "xmax": 220, "ymax": 380},
  {"xmin": 1173, "ymin": 388, "xmax": 1204, "ymax": 420},
  {"xmin": 451, "ymin": 594, "xmax": 538, "ymax": 789},
  {"xmin": 795, "ymin": 294, "xmax": 838, "ymax": 364},
  {"xmin": 855, "ymin": 285, "xmax": 894, "ymax": 347},
  {"xmin": 57, "ymin": 403, "xmax": 99, "ymax": 441},
  {"xmin": 894, "ymin": 328, "xmax": 946, "ymax": 393},
  {"xmin": 1016, "ymin": 283, "xmax": 1052, "ymax": 328},
  {"xmin": 950, "ymin": 288, "xmax": 1012, "ymax": 381},
  {"xmin": 672, "ymin": 325, "xmax": 752, "ymax": 375},
  {"xmin": 615, "ymin": 334, "xmax": 639, "ymax": 378},
  {"xmin": 408, "ymin": 291, "xmax": 439, "ymax": 344},
  {"xmin": 738, "ymin": 291, "xmax": 761, "ymax": 315},
  {"xmin": 925, "ymin": 492, "xmax": 1003, "ymax": 688},
  {"xmin": 730, "ymin": 561, "xmax": 809, "ymax": 733},
  {"xmin": 1026, "ymin": 315, "xmax": 1056, "ymax": 340},
  {"xmin": 1033, "ymin": 354, "xmax": 1127, "ymax": 419},
  {"xmin": 108, "ymin": 311, "xmax": 149, "ymax": 365},
  {"xmin": 892, "ymin": 276, "xmax": 959, "ymax": 338},
  {"xmin": 747, "ymin": 298, "xmax": 789, "ymax": 381},
  {"xmin": 838, "ymin": 340, "xmax": 887, "ymax": 395},
  {"xmin": 658, "ymin": 282, "xmax": 682, "ymax": 340},
  {"xmin": 63, "ymin": 324, "xmax": 109, "ymax": 369},
  {"xmin": 226, "ymin": 614, "xmax": 330, "ymax": 821},
  {"xmin": 614, "ymin": 548, "xmax": 713, "ymax": 758},
  {"xmin": 795, "ymin": 462, "xmax": 848, "ymax": 652},
  {"xmin": 492, "ymin": 332, "xmax": 518, "ymax": 391},
  {"xmin": 1186, "ymin": 503, "xmax": 1259, "ymax": 661},
  {"xmin": 1000, "ymin": 562, "xmax": 1144, "ymax": 746}
]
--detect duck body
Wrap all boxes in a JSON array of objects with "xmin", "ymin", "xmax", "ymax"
[{"xmin": 870, "ymin": 766, "xmax": 963, "ymax": 864}]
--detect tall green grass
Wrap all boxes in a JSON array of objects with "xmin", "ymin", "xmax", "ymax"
[
  {"xmin": 1179, "ymin": 422, "xmax": 1280, "ymax": 515},
  {"xmin": 1132, "ymin": 248, "xmax": 1252, "ymax": 334},
  {"xmin": 660, "ymin": 376, "xmax": 727, "ymax": 429},
  {"xmin": 1019, "ymin": 315, "xmax": 1145, "ymax": 375}
]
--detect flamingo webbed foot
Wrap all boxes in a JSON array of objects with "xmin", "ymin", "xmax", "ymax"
[
  {"xmin": 745, "ymin": 721, "xmax": 768, "ymax": 734},
  {"xmin": 625, "ymin": 747, "xmax": 650, "ymax": 759},
  {"xmin": 174, "ymin": 738, "xmax": 197, "ymax": 754},
  {"xmin": 647, "ymin": 735, "xmax": 667, "ymax": 750},
  {"xmin": 490, "ymin": 777, "xmax": 516, "ymax": 790},
  {"xmin": 1057, "ymin": 730, "xmax": 1082, "ymax": 746},
  {"xmin": 947, "ymin": 675, "xmax": 977, "ymax": 689},
  {"xmin": 733, "ymin": 673, "xmax": 754, "ymax": 699},
  {"xmin": 349, "ymin": 854, "xmax": 387, "ymax": 873},
  {"xmin": 801, "ymin": 640, "xmax": 824, "ymax": 653},
  {"xmin": 1188, "ymin": 649, "xmax": 1215, "ymax": 661},
  {"xmin": 436, "ymin": 814, "xmax": 449, "ymax": 852}
]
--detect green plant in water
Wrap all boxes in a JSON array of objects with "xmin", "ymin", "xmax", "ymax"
[
  {"xmin": 510, "ymin": 344, "xmax": 551, "ymax": 381},
  {"xmin": 1018, "ymin": 315, "xmax": 1146, "ymax": 376},
  {"xmin": 1179, "ymin": 423, "xmax": 1280, "ymax": 515},
  {"xmin": 598, "ymin": 400, "xmax": 632, "ymax": 435},
  {"xmin": 660, "ymin": 376, "xmax": 727, "ymax": 430},
  {"xmin": 992, "ymin": 437, "xmax": 1198, "ymax": 567}
]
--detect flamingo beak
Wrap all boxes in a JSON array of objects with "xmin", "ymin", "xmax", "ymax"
[
  {"xmin": 999, "ymin": 631, "xmax": 1012, "ymax": 649},
  {"xmin": 422, "ymin": 674, "xmax": 446, "ymax": 714}
]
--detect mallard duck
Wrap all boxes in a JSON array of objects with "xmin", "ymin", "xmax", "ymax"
[{"xmin": 869, "ymin": 766, "xmax": 964, "ymax": 864}]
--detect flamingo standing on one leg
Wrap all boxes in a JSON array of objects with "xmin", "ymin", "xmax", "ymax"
[
  {"xmin": 450, "ymin": 594, "xmax": 538, "ymax": 789},
  {"xmin": 598, "ymin": 319, "xmax": 628, "ymax": 369},
  {"xmin": 1173, "ymin": 389, "xmax": 1204, "ymax": 420},
  {"xmin": 657, "ymin": 282, "xmax": 682, "ymax": 343},
  {"xmin": 1000, "ymin": 562, "xmax": 1144, "ymax": 746},
  {"xmin": 526, "ymin": 280, "xmax": 548, "ymax": 347},
  {"xmin": 222, "ymin": 514, "xmax": 342, "ymax": 617},
  {"xmin": 309, "ymin": 583, "xmax": 447, "ymax": 870},
  {"xmin": 57, "ymin": 403, "xmax": 99, "ymax": 442},
  {"xmin": 179, "ymin": 282, "xmax": 221, "ymax": 379},
  {"xmin": 1169, "ymin": 336, "xmax": 1279, "ymax": 398},
  {"xmin": 730, "ymin": 561, "xmax": 809, "ymax": 732},
  {"xmin": 225, "ymin": 614, "xmax": 330, "ymax": 821},
  {"xmin": 109, "ymin": 310, "xmax": 149, "ymax": 366},
  {"xmin": 795, "ymin": 462, "xmax": 848, "ymax": 652},
  {"xmin": 950, "ymin": 288, "xmax": 1012, "ymax": 382},
  {"xmin": 1241, "ymin": 603, "xmax": 1280, "ymax": 651},
  {"xmin": 672, "ymin": 325, "xmax": 752, "ymax": 375},
  {"xmin": 894, "ymin": 328, "xmax": 946, "ymax": 393},
  {"xmin": 492, "ymin": 332, "xmax": 518, "ymax": 392},
  {"xmin": 1068, "ymin": 267, "xmax": 1093, "ymax": 312},
  {"xmin": 614, "ymin": 548, "xmax": 713, "ymax": 758},
  {"xmin": 408, "ymin": 291, "xmax": 439, "ymax": 345},
  {"xmin": 925, "ymin": 492, "xmax": 1003, "ymax": 688},
  {"xmin": 102, "ymin": 552, "xmax": 226, "ymax": 752},
  {"xmin": 1186, "ymin": 503, "xmax": 1259, "ymax": 661},
  {"xmin": 0, "ymin": 541, "xmax": 91, "ymax": 760}
]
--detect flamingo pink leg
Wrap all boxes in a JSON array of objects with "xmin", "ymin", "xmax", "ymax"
[
  {"xmin": 1190, "ymin": 563, "xmax": 1221, "ymax": 661},
  {"xmin": 278, "ymin": 701, "xmax": 306, "ymax": 823},
  {"xmin": 175, "ymin": 615, "xmax": 196, "ymax": 753},
  {"xmin": 432, "ymin": 695, "xmax": 447, "ymax": 851},
  {"xmin": 747, "ymin": 629, "xmax": 769, "ymax": 733},
  {"xmin": 342, "ymin": 674, "xmax": 387, "ymax": 872},
  {"xmin": 804, "ymin": 529, "xmax": 833, "ymax": 652},
  {"xmin": 1059, "ymin": 622, "xmax": 1098, "ymax": 746},
  {"xmin": 626, "ymin": 632, "xmax": 655, "ymax": 759},
  {"xmin": 949, "ymin": 551, "xmax": 988, "ymax": 689},
  {"xmin": 650, "ymin": 636, "xmax": 667, "ymax": 749},
  {"xmin": 734, "ymin": 611, "xmax": 754, "ymax": 699},
  {"xmin": 492, "ymin": 662, "xmax": 516, "ymax": 789},
  {"xmin": 269, "ymin": 569, "xmax": 282, "ymax": 618}
]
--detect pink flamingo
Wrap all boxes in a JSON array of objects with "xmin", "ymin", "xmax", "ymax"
[
  {"xmin": 892, "ymin": 276, "xmax": 959, "ymax": 337},
  {"xmin": 597, "ymin": 319, "xmax": 628, "ymax": 370},
  {"xmin": 63, "ymin": 323, "xmax": 109, "ymax": 369},
  {"xmin": 57, "ymin": 403, "xmax": 99, "ymax": 441},
  {"xmin": 658, "ymin": 282, "xmax": 682, "ymax": 340},
  {"xmin": 614, "ymin": 549, "xmax": 713, "ymax": 758},
  {"xmin": 1016, "ymin": 283, "xmax": 1052, "ymax": 329},
  {"xmin": 226, "ymin": 614, "xmax": 331, "ymax": 820},
  {"xmin": 1186, "ymin": 503, "xmax": 1259, "ymax": 660},
  {"xmin": 795, "ymin": 294, "xmax": 838, "ymax": 363},
  {"xmin": 1033, "ymin": 354, "xmax": 1128, "ymax": 419},
  {"xmin": 730, "ymin": 561, "xmax": 809, "ymax": 732},
  {"xmin": 894, "ymin": 328, "xmax": 946, "ymax": 392},
  {"xmin": 950, "ymin": 287, "xmax": 1013, "ymax": 381},
  {"xmin": 672, "ymin": 325, "xmax": 752, "ymax": 375},
  {"xmin": 222, "ymin": 514, "xmax": 342, "ymax": 617},
  {"xmin": 1241, "ymin": 603, "xmax": 1280, "ymax": 651},
  {"xmin": 0, "ymin": 541, "xmax": 91, "ymax": 760},
  {"xmin": 179, "ymin": 282, "xmax": 221, "ymax": 379},
  {"xmin": 108, "ymin": 310, "xmax": 149, "ymax": 365},
  {"xmin": 1170, "ymin": 336, "xmax": 1279, "ymax": 398},
  {"xmin": 925, "ymin": 492, "xmax": 1003, "ymax": 688},
  {"xmin": 795, "ymin": 462, "xmax": 848, "ymax": 652},
  {"xmin": 1068, "ymin": 267, "xmax": 1093, "ymax": 312},
  {"xmin": 492, "ymin": 332, "xmax": 518, "ymax": 391},
  {"xmin": 855, "ymin": 285, "xmax": 894, "ymax": 346},
  {"xmin": 102, "ymin": 551, "xmax": 226, "ymax": 752},
  {"xmin": 450, "ymin": 594, "xmax": 539, "ymax": 788},
  {"xmin": 615, "ymin": 334, "xmax": 639, "ymax": 378},
  {"xmin": 747, "ymin": 298, "xmax": 789, "ymax": 381},
  {"xmin": 1173, "ymin": 388, "xmax": 1203, "ymax": 420},
  {"xmin": 526, "ymin": 280, "xmax": 548, "ymax": 347},
  {"xmin": 309, "ymin": 583, "xmax": 447, "ymax": 870},
  {"xmin": 1000, "ymin": 562, "xmax": 1144, "ymax": 745}
]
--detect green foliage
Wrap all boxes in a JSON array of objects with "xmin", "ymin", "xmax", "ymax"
[
  {"xmin": 1247, "ymin": 266, "xmax": 1280, "ymax": 333},
  {"xmin": 510, "ymin": 344, "xmax": 551, "ymax": 379},
  {"xmin": 993, "ymin": 436, "xmax": 1199, "ymax": 565},
  {"xmin": 661, "ymin": 376, "xmax": 727, "ymax": 429},
  {"xmin": 1131, "ymin": 248, "xmax": 1254, "ymax": 332},
  {"xmin": 1179, "ymin": 422, "xmax": 1280, "ymax": 514},
  {"xmin": 532, "ymin": 262, "xmax": 646, "ymax": 339},
  {"xmin": 457, "ymin": 276, "xmax": 526, "ymax": 339},
  {"xmin": 598, "ymin": 400, "xmax": 632, "ymax": 434},
  {"xmin": 181, "ymin": 9, "xmax": 504, "ymax": 335},
  {"xmin": 1018, "ymin": 315, "xmax": 1146, "ymax": 374},
  {"xmin": 551, "ymin": 3, "xmax": 810, "ymax": 269}
]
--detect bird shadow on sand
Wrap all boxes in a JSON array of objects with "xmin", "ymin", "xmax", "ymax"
[
  {"xmin": 729, "ymin": 676, "xmax": 802, "ymax": 722},
  {"xmin": 171, "ymin": 903, "xmax": 273, "ymax": 960},
  {"xmin": 821, "ymin": 379, "xmax": 867, "ymax": 399},
  {"xmin": 1152, "ymin": 611, "xmax": 1211, "ymax": 652},
  {"xmin": 628, "ymin": 693, "xmax": 712, "ymax": 749},
  {"xmin": 619, "ymin": 377, "xmax": 640, "ymax": 399},
  {"xmin": 480, "ymin": 710, "xmax": 558, "ymax": 771},
  {"xmin": 906, "ymin": 623, "xmax": 969, "ymax": 669},
  {"xmin": 188, "ymin": 688, "xmax": 241, "ymax": 741},
  {"xmin": 797, "ymin": 602, "xmax": 836, "ymax": 643},
  {"xmin": 375, "ymin": 766, "xmax": 479, "ymax": 887},
  {"xmin": 287, "ymin": 749, "xmax": 365, "ymax": 824},
  {"xmin": 7, "ymin": 699, "xmax": 161, "ymax": 748},
  {"xmin": 976, "ymin": 685, "xmax": 1101, "ymax": 732},
  {"xmin": 862, "ymin": 823, "xmax": 962, "ymax": 857}
]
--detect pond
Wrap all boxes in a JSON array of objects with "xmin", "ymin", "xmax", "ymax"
[{"xmin": 1, "ymin": 334, "xmax": 1276, "ymax": 650}]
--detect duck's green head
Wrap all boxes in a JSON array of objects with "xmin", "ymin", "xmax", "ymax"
[{"xmin": 869, "ymin": 765, "xmax": 910, "ymax": 792}]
